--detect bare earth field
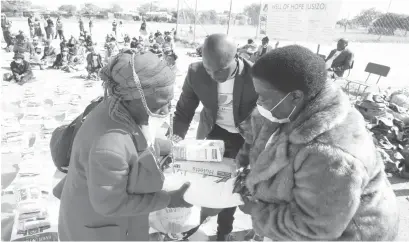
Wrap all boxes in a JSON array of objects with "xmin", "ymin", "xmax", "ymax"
[{"xmin": 1, "ymin": 17, "xmax": 408, "ymax": 241}]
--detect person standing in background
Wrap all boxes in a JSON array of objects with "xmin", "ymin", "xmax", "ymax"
[
  {"xmin": 34, "ymin": 17, "xmax": 43, "ymax": 38},
  {"xmin": 46, "ymin": 16, "xmax": 55, "ymax": 40},
  {"xmin": 42, "ymin": 15, "xmax": 48, "ymax": 39},
  {"xmin": 28, "ymin": 15, "xmax": 35, "ymax": 38},
  {"xmin": 79, "ymin": 17, "xmax": 85, "ymax": 34},
  {"xmin": 55, "ymin": 17, "xmax": 64, "ymax": 40},
  {"xmin": 88, "ymin": 18, "xmax": 93, "ymax": 35},
  {"xmin": 1, "ymin": 14, "xmax": 13, "ymax": 49},
  {"xmin": 112, "ymin": 19, "xmax": 118, "ymax": 37}
]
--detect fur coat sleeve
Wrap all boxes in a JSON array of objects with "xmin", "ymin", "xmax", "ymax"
[{"xmin": 251, "ymin": 144, "xmax": 367, "ymax": 240}]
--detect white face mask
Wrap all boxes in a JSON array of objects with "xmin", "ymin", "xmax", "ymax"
[
  {"xmin": 146, "ymin": 115, "xmax": 169, "ymax": 145},
  {"xmin": 257, "ymin": 92, "xmax": 296, "ymax": 124}
]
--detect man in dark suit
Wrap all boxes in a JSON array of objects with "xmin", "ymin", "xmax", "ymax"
[
  {"xmin": 169, "ymin": 34, "xmax": 258, "ymax": 241},
  {"xmin": 325, "ymin": 38, "xmax": 354, "ymax": 77}
]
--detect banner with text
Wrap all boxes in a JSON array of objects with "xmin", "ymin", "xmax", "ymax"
[{"xmin": 259, "ymin": 0, "xmax": 343, "ymax": 42}]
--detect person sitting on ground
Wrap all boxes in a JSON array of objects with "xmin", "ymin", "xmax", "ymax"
[
  {"xmin": 86, "ymin": 46, "xmax": 103, "ymax": 80},
  {"xmin": 67, "ymin": 35, "xmax": 77, "ymax": 49},
  {"xmin": 29, "ymin": 44, "xmax": 45, "ymax": 70},
  {"xmin": 130, "ymin": 37, "xmax": 138, "ymax": 49},
  {"xmin": 163, "ymin": 48, "xmax": 178, "ymax": 70},
  {"xmin": 156, "ymin": 32, "xmax": 165, "ymax": 45},
  {"xmin": 148, "ymin": 33, "xmax": 154, "ymax": 44},
  {"xmin": 52, "ymin": 47, "xmax": 70, "ymax": 69},
  {"xmin": 6, "ymin": 52, "xmax": 34, "ymax": 85},
  {"xmin": 73, "ymin": 42, "xmax": 87, "ymax": 65},
  {"xmin": 238, "ymin": 45, "xmax": 399, "ymax": 241},
  {"xmin": 163, "ymin": 35, "xmax": 174, "ymax": 50},
  {"xmin": 325, "ymin": 38, "xmax": 354, "ymax": 78},
  {"xmin": 60, "ymin": 37, "xmax": 67, "ymax": 53},
  {"xmin": 104, "ymin": 37, "xmax": 119, "ymax": 63},
  {"xmin": 238, "ymin": 39, "xmax": 258, "ymax": 60},
  {"xmin": 254, "ymin": 36, "xmax": 273, "ymax": 60},
  {"xmin": 13, "ymin": 34, "xmax": 34, "ymax": 60},
  {"xmin": 139, "ymin": 35, "xmax": 146, "ymax": 46},
  {"xmin": 42, "ymin": 39, "xmax": 57, "ymax": 67},
  {"xmin": 150, "ymin": 43, "xmax": 162, "ymax": 58}
]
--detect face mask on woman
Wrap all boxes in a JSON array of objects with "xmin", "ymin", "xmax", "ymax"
[{"xmin": 257, "ymin": 92, "xmax": 296, "ymax": 124}]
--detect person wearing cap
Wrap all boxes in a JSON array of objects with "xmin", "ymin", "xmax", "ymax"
[
  {"xmin": 55, "ymin": 17, "xmax": 64, "ymax": 40},
  {"xmin": 325, "ymin": 38, "xmax": 354, "ymax": 78},
  {"xmin": 1, "ymin": 14, "xmax": 13, "ymax": 48},
  {"xmin": 57, "ymin": 49, "xmax": 191, "ymax": 241},
  {"xmin": 238, "ymin": 45, "xmax": 399, "ymax": 241},
  {"xmin": 42, "ymin": 40, "xmax": 57, "ymax": 67},
  {"xmin": 169, "ymin": 33, "xmax": 258, "ymax": 241},
  {"xmin": 86, "ymin": 46, "xmax": 103, "ymax": 80},
  {"xmin": 8, "ymin": 52, "xmax": 34, "ymax": 84}
]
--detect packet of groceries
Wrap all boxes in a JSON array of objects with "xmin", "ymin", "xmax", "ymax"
[{"xmin": 172, "ymin": 140, "xmax": 225, "ymax": 162}]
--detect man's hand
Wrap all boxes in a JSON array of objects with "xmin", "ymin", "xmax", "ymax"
[{"xmin": 169, "ymin": 134, "xmax": 183, "ymax": 144}]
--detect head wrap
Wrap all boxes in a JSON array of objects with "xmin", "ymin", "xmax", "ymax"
[{"xmin": 99, "ymin": 49, "xmax": 175, "ymax": 130}]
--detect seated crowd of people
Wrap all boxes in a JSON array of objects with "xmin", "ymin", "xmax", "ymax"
[{"xmin": 2, "ymin": 22, "xmax": 178, "ymax": 85}]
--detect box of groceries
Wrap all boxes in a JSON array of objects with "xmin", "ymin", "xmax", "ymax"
[
  {"xmin": 172, "ymin": 140, "xmax": 225, "ymax": 162},
  {"xmin": 172, "ymin": 158, "xmax": 236, "ymax": 178}
]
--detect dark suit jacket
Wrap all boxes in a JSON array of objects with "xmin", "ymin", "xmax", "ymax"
[
  {"xmin": 326, "ymin": 48, "xmax": 354, "ymax": 77},
  {"xmin": 172, "ymin": 58, "xmax": 258, "ymax": 165}
]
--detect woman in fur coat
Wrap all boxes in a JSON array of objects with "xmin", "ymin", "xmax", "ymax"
[{"xmin": 237, "ymin": 45, "xmax": 399, "ymax": 241}]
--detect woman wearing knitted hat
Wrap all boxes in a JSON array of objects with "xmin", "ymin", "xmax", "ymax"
[
  {"xmin": 238, "ymin": 45, "xmax": 399, "ymax": 240},
  {"xmin": 58, "ymin": 49, "xmax": 191, "ymax": 241}
]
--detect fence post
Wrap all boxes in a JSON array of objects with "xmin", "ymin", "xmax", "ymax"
[{"xmin": 193, "ymin": 0, "xmax": 198, "ymax": 43}]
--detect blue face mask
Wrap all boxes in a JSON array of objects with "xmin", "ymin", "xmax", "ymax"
[{"xmin": 257, "ymin": 92, "xmax": 296, "ymax": 123}]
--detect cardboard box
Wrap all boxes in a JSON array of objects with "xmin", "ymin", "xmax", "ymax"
[
  {"xmin": 172, "ymin": 158, "xmax": 236, "ymax": 178},
  {"xmin": 172, "ymin": 140, "xmax": 225, "ymax": 162}
]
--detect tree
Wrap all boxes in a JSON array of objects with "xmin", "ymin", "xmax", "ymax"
[
  {"xmin": 110, "ymin": 3, "xmax": 123, "ymax": 13},
  {"xmin": 178, "ymin": 8, "xmax": 196, "ymax": 24},
  {"xmin": 352, "ymin": 8, "xmax": 382, "ymax": 27},
  {"xmin": 58, "ymin": 4, "xmax": 77, "ymax": 14},
  {"xmin": 243, "ymin": 3, "xmax": 261, "ymax": 26},
  {"xmin": 372, "ymin": 13, "xmax": 408, "ymax": 35},
  {"xmin": 199, "ymin": 10, "xmax": 218, "ymax": 24},
  {"xmin": 81, "ymin": 3, "xmax": 101, "ymax": 14},
  {"xmin": 1, "ymin": 0, "xmax": 32, "ymax": 12},
  {"xmin": 139, "ymin": 2, "xmax": 159, "ymax": 15},
  {"xmin": 336, "ymin": 18, "xmax": 351, "ymax": 32}
]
